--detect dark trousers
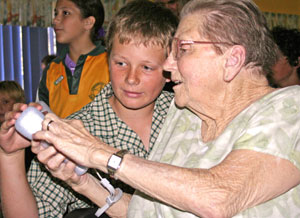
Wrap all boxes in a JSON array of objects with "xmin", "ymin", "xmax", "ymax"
[{"xmin": 64, "ymin": 208, "xmax": 110, "ymax": 218}]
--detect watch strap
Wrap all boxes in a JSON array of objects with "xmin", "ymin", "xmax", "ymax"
[{"xmin": 107, "ymin": 149, "xmax": 129, "ymax": 177}]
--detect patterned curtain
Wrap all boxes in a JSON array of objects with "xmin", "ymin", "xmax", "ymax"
[
  {"xmin": 0, "ymin": 0, "xmax": 128, "ymax": 28},
  {"xmin": 264, "ymin": 12, "xmax": 300, "ymax": 29},
  {"xmin": 102, "ymin": 0, "xmax": 127, "ymax": 28},
  {"xmin": 0, "ymin": 0, "xmax": 54, "ymax": 27},
  {"xmin": 1, "ymin": 0, "xmax": 299, "ymax": 30}
]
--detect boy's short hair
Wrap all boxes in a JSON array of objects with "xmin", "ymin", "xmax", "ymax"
[
  {"xmin": 105, "ymin": 0, "xmax": 178, "ymax": 56},
  {"xmin": 0, "ymin": 81, "xmax": 25, "ymax": 103}
]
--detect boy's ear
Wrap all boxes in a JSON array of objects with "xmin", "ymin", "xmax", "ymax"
[
  {"xmin": 84, "ymin": 16, "xmax": 96, "ymax": 30},
  {"xmin": 223, "ymin": 45, "xmax": 246, "ymax": 82}
]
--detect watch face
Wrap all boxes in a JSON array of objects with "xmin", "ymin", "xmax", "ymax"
[{"xmin": 108, "ymin": 155, "xmax": 122, "ymax": 169}]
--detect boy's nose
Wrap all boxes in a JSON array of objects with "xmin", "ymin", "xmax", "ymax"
[{"xmin": 126, "ymin": 69, "xmax": 140, "ymax": 85}]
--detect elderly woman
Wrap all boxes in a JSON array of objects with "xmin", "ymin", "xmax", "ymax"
[{"xmin": 24, "ymin": 0, "xmax": 300, "ymax": 217}]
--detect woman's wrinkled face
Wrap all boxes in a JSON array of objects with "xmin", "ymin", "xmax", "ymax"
[{"xmin": 163, "ymin": 14, "xmax": 225, "ymax": 111}]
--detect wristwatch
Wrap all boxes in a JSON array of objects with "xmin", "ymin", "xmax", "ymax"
[{"xmin": 107, "ymin": 150, "xmax": 129, "ymax": 178}]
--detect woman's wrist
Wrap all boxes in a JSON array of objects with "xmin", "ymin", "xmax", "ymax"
[{"xmin": 90, "ymin": 147, "xmax": 114, "ymax": 173}]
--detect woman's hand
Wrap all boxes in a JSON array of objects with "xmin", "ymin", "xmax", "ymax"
[
  {"xmin": 31, "ymin": 139, "xmax": 91, "ymax": 189},
  {"xmin": 33, "ymin": 113, "xmax": 116, "ymax": 169}
]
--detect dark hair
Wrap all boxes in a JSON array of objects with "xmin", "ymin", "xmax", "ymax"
[
  {"xmin": 70, "ymin": 0, "xmax": 105, "ymax": 42},
  {"xmin": 181, "ymin": 0, "xmax": 279, "ymax": 76},
  {"xmin": 41, "ymin": 55, "xmax": 57, "ymax": 66},
  {"xmin": 271, "ymin": 26, "xmax": 300, "ymax": 67},
  {"xmin": 106, "ymin": 0, "xmax": 178, "ymax": 56},
  {"xmin": 0, "ymin": 81, "xmax": 25, "ymax": 103}
]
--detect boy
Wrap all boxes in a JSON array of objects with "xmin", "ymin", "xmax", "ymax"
[
  {"xmin": 0, "ymin": 81, "xmax": 25, "ymax": 125},
  {"xmin": 0, "ymin": 1, "xmax": 178, "ymax": 217}
]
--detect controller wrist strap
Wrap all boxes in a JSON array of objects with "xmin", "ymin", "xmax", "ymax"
[{"xmin": 94, "ymin": 170, "xmax": 123, "ymax": 217}]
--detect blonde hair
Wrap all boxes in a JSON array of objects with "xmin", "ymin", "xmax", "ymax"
[{"xmin": 105, "ymin": 0, "xmax": 178, "ymax": 57}]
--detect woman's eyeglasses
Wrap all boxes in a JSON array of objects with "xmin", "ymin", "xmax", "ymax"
[{"xmin": 171, "ymin": 37, "xmax": 231, "ymax": 60}]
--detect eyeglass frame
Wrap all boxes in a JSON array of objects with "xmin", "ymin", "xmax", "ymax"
[{"xmin": 171, "ymin": 37, "xmax": 232, "ymax": 60}]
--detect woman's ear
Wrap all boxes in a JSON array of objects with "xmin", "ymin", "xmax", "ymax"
[
  {"xmin": 223, "ymin": 45, "xmax": 246, "ymax": 82},
  {"xmin": 84, "ymin": 16, "xmax": 96, "ymax": 30}
]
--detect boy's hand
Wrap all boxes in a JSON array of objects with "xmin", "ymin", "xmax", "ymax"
[{"xmin": 0, "ymin": 102, "xmax": 43, "ymax": 154}]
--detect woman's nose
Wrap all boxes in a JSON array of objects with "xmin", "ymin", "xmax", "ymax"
[{"xmin": 163, "ymin": 53, "xmax": 177, "ymax": 73}]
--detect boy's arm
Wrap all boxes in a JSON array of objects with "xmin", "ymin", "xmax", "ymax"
[
  {"xmin": 72, "ymin": 174, "xmax": 131, "ymax": 218},
  {"xmin": 0, "ymin": 150, "xmax": 39, "ymax": 218},
  {"xmin": 0, "ymin": 103, "xmax": 42, "ymax": 217},
  {"xmin": 32, "ymin": 144, "xmax": 130, "ymax": 218}
]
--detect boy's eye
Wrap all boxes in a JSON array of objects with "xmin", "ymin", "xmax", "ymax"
[
  {"xmin": 116, "ymin": 61, "xmax": 126, "ymax": 67},
  {"xmin": 143, "ymin": 65, "xmax": 153, "ymax": 71}
]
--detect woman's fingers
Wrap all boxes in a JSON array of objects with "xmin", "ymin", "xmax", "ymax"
[{"xmin": 36, "ymin": 145, "xmax": 83, "ymax": 185}]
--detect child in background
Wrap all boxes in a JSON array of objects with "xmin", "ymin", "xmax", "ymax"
[
  {"xmin": 0, "ymin": 1, "xmax": 178, "ymax": 217},
  {"xmin": 41, "ymin": 55, "xmax": 57, "ymax": 71},
  {"xmin": 0, "ymin": 81, "xmax": 34, "ymax": 172},
  {"xmin": 270, "ymin": 26, "xmax": 300, "ymax": 87},
  {"xmin": 36, "ymin": 55, "xmax": 57, "ymax": 102},
  {"xmin": 0, "ymin": 81, "xmax": 25, "ymax": 125},
  {"xmin": 38, "ymin": 0, "xmax": 110, "ymax": 118}
]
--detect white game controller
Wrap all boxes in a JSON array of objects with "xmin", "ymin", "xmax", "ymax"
[{"xmin": 15, "ymin": 102, "xmax": 88, "ymax": 175}]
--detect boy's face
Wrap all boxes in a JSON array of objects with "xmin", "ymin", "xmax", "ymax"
[
  {"xmin": 0, "ymin": 93, "xmax": 15, "ymax": 124},
  {"xmin": 109, "ymin": 35, "xmax": 166, "ymax": 111}
]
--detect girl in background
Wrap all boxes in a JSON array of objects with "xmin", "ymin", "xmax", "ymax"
[{"xmin": 38, "ymin": 0, "xmax": 110, "ymax": 118}]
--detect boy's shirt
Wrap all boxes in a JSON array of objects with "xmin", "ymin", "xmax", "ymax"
[{"xmin": 28, "ymin": 83, "xmax": 174, "ymax": 218}]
